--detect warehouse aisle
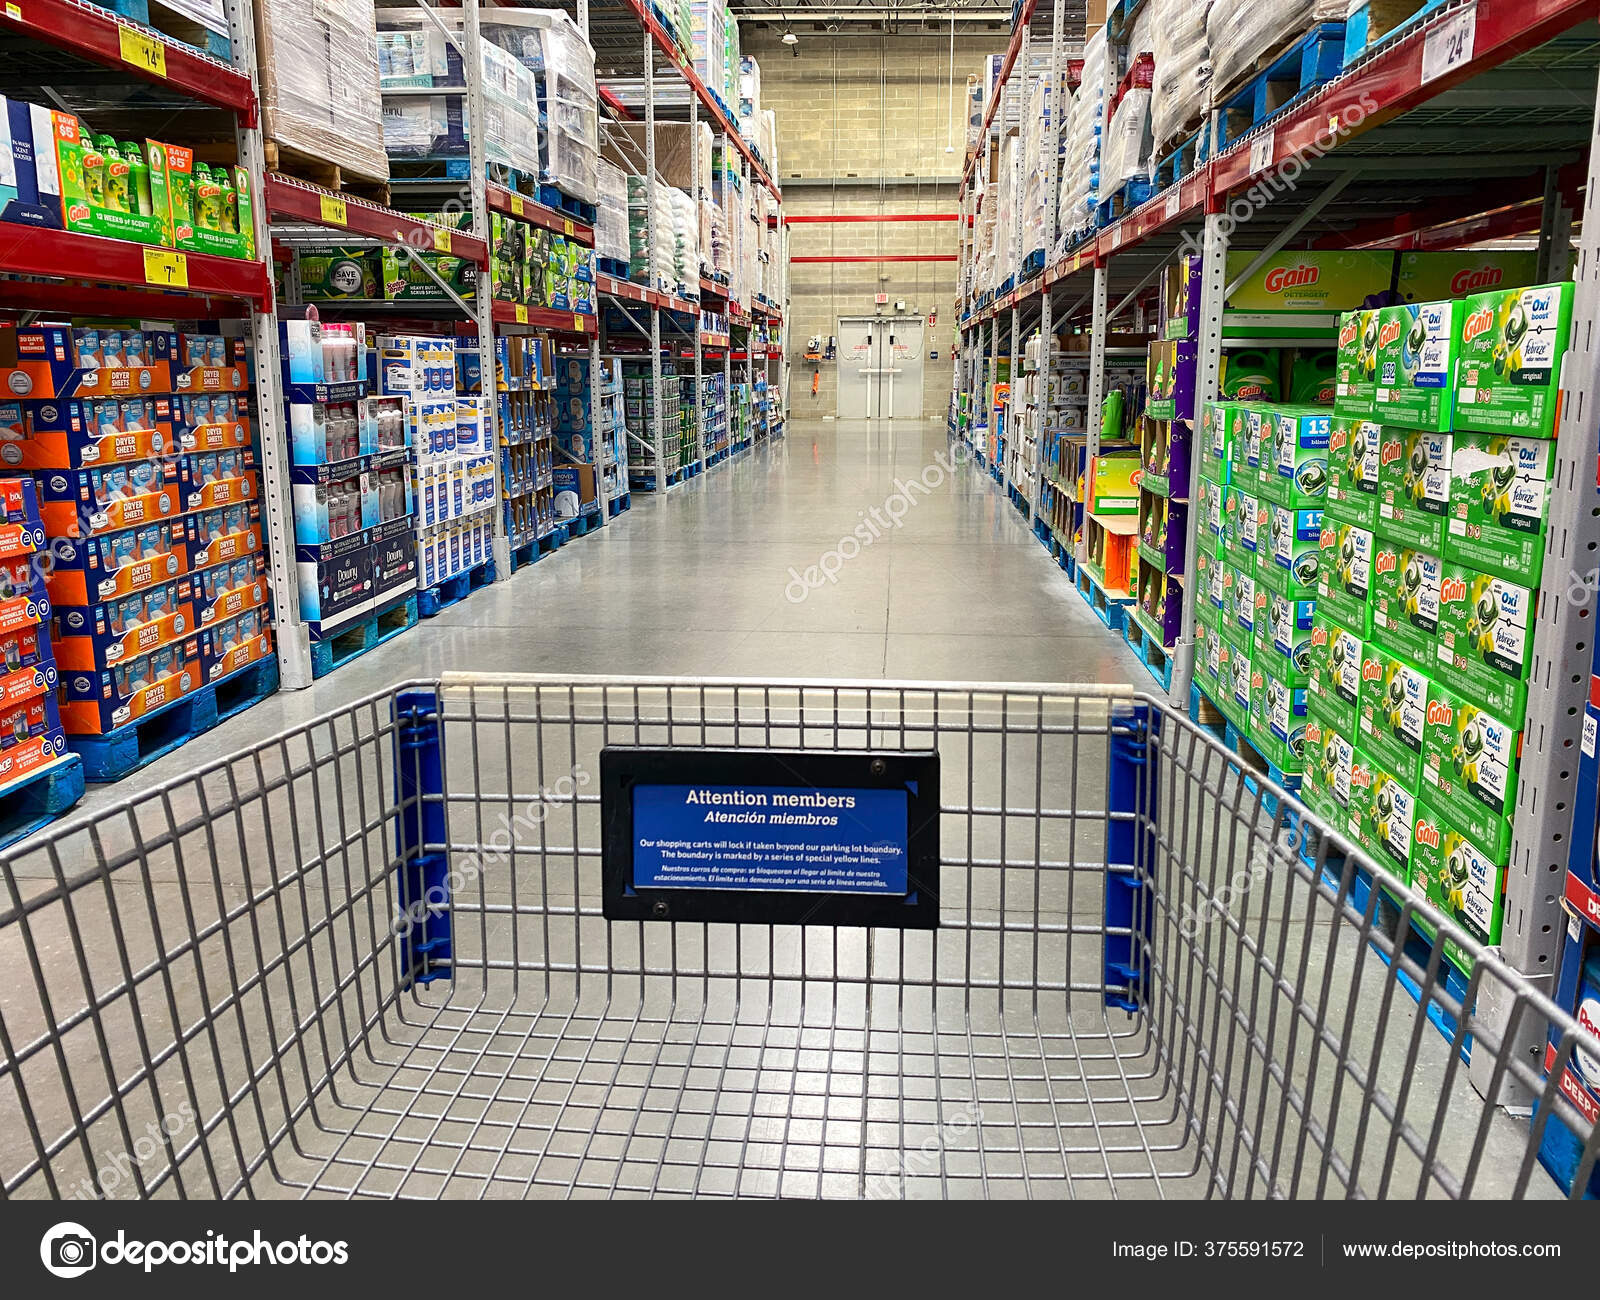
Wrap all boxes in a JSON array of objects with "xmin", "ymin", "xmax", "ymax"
[{"xmin": 75, "ymin": 416, "xmax": 1145, "ymax": 816}]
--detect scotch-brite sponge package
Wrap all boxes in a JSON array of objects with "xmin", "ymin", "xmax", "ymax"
[
  {"xmin": 1151, "ymin": 0, "xmax": 1212, "ymax": 152},
  {"xmin": 256, "ymin": 0, "xmax": 388, "ymax": 183}
]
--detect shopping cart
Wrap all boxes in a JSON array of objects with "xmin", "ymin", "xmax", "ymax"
[{"xmin": 1, "ymin": 674, "xmax": 1595, "ymax": 1201}]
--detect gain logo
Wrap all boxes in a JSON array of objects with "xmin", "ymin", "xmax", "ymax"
[{"xmin": 41, "ymin": 1222, "xmax": 96, "ymax": 1279}]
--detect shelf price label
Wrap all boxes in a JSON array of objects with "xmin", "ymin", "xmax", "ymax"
[
  {"xmin": 142, "ymin": 248, "xmax": 188, "ymax": 288},
  {"xmin": 319, "ymin": 194, "xmax": 348, "ymax": 228},
  {"xmin": 510, "ymin": 194, "xmax": 525, "ymax": 217},
  {"xmin": 1248, "ymin": 129, "xmax": 1275, "ymax": 176},
  {"xmin": 1421, "ymin": 0, "xmax": 1476, "ymax": 85},
  {"xmin": 563, "ymin": 218, "xmax": 574, "ymax": 237},
  {"xmin": 514, "ymin": 304, "xmax": 529, "ymax": 324},
  {"xmin": 1163, "ymin": 190, "xmax": 1180, "ymax": 221},
  {"xmin": 432, "ymin": 226, "xmax": 452, "ymax": 253},
  {"xmin": 4, "ymin": 5, "xmax": 21, "ymax": 20},
  {"xmin": 119, "ymin": 25, "xmax": 167, "ymax": 79},
  {"xmin": 573, "ymin": 315, "xmax": 586, "ymax": 332}
]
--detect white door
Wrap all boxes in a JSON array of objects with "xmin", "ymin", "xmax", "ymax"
[{"xmin": 836, "ymin": 317, "xmax": 924, "ymax": 419}]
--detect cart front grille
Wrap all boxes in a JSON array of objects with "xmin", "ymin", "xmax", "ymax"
[{"xmin": 0, "ymin": 675, "xmax": 1593, "ymax": 1200}]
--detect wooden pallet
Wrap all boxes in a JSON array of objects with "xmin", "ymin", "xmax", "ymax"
[{"xmin": 265, "ymin": 140, "xmax": 391, "ymax": 207}]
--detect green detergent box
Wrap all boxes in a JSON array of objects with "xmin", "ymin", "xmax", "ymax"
[
  {"xmin": 1224, "ymin": 567, "xmax": 1259, "ymax": 651},
  {"xmin": 1357, "ymin": 639, "xmax": 1432, "ymax": 790},
  {"xmin": 1362, "ymin": 762, "xmax": 1420, "ymax": 881},
  {"xmin": 1420, "ymin": 684, "xmax": 1519, "ymax": 861},
  {"xmin": 1256, "ymin": 503, "xmax": 1322, "ymax": 599},
  {"xmin": 1317, "ymin": 518, "xmax": 1374, "ymax": 635},
  {"xmin": 1261, "ymin": 405, "xmax": 1331, "ymax": 507},
  {"xmin": 1444, "ymin": 432, "xmax": 1554, "ymax": 588},
  {"xmin": 1240, "ymin": 406, "xmax": 1271, "ymax": 497},
  {"xmin": 1411, "ymin": 801, "xmax": 1506, "ymax": 952},
  {"xmin": 1254, "ymin": 589, "xmax": 1314, "ymax": 682},
  {"xmin": 1226, "ymin": 483, "xmax": 1260, "ymax": 570},
  {"xmin": 1374, "ymin": 300, "xmax": 1463, "ymax": 433},
  {"xmin": 1202, "ymin": 400, "xmax": 1235, "ymax": 467},
  {"xmin": 1226, "ymin": 644, "xmax": 1255, "ymax": 731},
  {"xmin": 1347, "ymin": 751, "xmax": 1378, "ymax": 858},
  {"xmin": 1436, "ymin": 564, "xmax": 1534, "ymax": 727},
  {"xmin": 1250, "ymin": 661, "xmax": 1309, "ymax": 774},
  {"xmin": 1377, "ymin": 428, "xmax": 1452, "ymax": 551},
  {"xmin": 1308, "ymin": 619, "xmax": 1363, "ymax": 739},
  {"xmin": 1327, "ymin": 418, "xmax": 1380, "ymax": 528},
  {"xmin": 1303, "ymin": 708, "xmax": 1355, "ymax": 827},
  {"xmin": 1395, "ymin": 250, "xmax": 1540, "ymax": 303},
  {"xmin": 1454, "ymin": 281, "xmax": 1574, "ymax": 437},
  {"xmin": 1369, "ymin": 542, "xmax": 1443, "ymax": 671},
  {"xmin": 1335, "ymin": 309, "xmax": 1379, "ymax": 420}
]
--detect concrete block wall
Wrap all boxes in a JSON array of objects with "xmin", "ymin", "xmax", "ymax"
[{"xmin": 744, "ymin": 29, "xmax": 995, "ymax": 418}]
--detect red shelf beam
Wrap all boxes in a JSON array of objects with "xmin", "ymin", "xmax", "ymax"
[
  {"xmin": 265, "ymin": 176, "xmax": 490, "ymax": 267},
  {"xmin": 0, "ymin": 0, "xmax": 257, "ymax": 122},
  {"xmin": 492, "ymin": 302, "xmax": 597, "ymax": 336},
  {"xmin": 487, "ymin": 185, "xmax": 595, "ymax": 247},
  {"xmin": 0, "ymin": 224, "xmax": 271, "ymax": 309},
  {"xmin": 961, "ymin": 0, "xmax": 1040, "ymax": 188},
  {"xmin": 792, "ymin": 255, "xmax": 957, "ymax": 263},
  {"xmin": 782, "ymin": 214, "xmax": 960, "ymax": 224}
]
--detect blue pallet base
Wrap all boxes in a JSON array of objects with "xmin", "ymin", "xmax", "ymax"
[
  {"xmin": 566, "ymin": 510, "xmax": 602, "ymax": 538},
  {"xmin": 1153, "ymin": 128, "xmax": 1209, "ymax": 189},
  {"xmin": 1019, "ymin": 249, "xmax": 1046, "ymax": 280},
  {"xmin": 0, "ymin": 754, "xmax": 85, "ymax": 851},
  {"xmin": 1096, "ymin": 176, "xmax": 1155, "ymax": 228},
  {"xmin": 1074, "ymin": 565, "xmax": 1131, "ymax": 634},
  {"xmin": 1216, "ymin": 22, "xmax": 1348, "ymax": 151},
  {"xmin": 1122, "ymin": 615, "xmax": 1175, "ymax": 692},
  {"xmin": 419, "ymin": 560, "xmax": 495, "ymax": 618},
  {"xmin": 213, "ymin": 658, "xmax": 280, "ymax": 728},
  {"xmin": 596, "ymin": 256, "xmax": 629, "ymax": 279},
  {"xmin": 1343, "ymin": 0, "xmax": 1447, "ymax": 65},
  {"xmin": 509, "ymin": 530, "xmax": 566, "ymax": 572},
  {"xmin": 536, "ymin": 185, "xmax": 598, "ymax": 226},
  {"xmin": 608, "ymin": 493, "xmax": 631, "ymax": 517},
  {"xmin": 1033, "ymin": 518, "xmax": 1052, "ymax": 548},
  {"xmin": 311, "ymin": 595, "xmax": 419, "ymax": 679}
]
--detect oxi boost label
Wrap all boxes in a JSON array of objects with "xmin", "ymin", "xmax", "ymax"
[{"xmin": 1455, "ymin": 282, "xmax": 1574, "ymax": 437}]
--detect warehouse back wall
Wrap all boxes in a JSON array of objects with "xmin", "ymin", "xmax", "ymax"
[{"xmin": 744, "ymin": 28, "xmax": 997, "ymax": 415}]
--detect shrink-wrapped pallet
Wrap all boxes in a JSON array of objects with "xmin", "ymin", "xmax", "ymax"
[
  {"xmin": 594, "ymin": 160, "xmax": 630, "ymax": 266},
  {"xmin": 259, "ymin": 0, "xmax": 388, "ymax": 182},
  {"xmin": 1150, "ymin": 0, "xmax": 1213, "ymax": 155}
]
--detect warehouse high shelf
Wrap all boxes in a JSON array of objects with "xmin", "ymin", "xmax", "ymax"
[{"xmin": 951, "ymin": 0, "xmax": 1600, "ymax": 1144}]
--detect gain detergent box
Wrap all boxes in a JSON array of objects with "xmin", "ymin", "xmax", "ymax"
[
  {"xmin": 1363, "ymin": 764, "xmax": 1419, "ymax": 881},
  {"xmin": 1261, "ymin": 406, "xmax": 1330, "ymax": 507},
  {"xmin": 1335, "ymin": 309, "xmax": 1379, "ymax": 420},
  {"xmin": 1445, "ymin": 432, "xmax": 1555, "ymax": 587},
  {"xmin": 1256, "ymin": 503, "xmax": 1322, "ymax": 599},
  {"xmin": 1357, "ymin": 640, "xmax": 1432, "ymax": 790},
  {"xmin": 1454, "ymin": 281, "xmax": 1574, "ymax": 437},
  {"xmin": 1250, "ymin": 663, "xmax": 1309, "ymax": 774},
  {"xmin": 1226, "ymin": 483, "xmax": 1259, "ymax": 571},
  {"xmin": 1346, "ymin": 751, "xmax": 1378, "ymax": 857},
  {"xmin": 1377, "ymin": 428, "xmax": 1452, "ymax": 552},
  {"xmin": 1317, "ymin": 518, "xmax": 1374, "ymax": 635},
  {"xmin": 1225, "ymin": 567, "xmax": 1258, "ymax": 652},
  {"xmin": 1411, "ymin": 802, "xmax": 1506, "ymax": 954},
  {"xmin": 1308, "ymin": 618, "xmax": 1362, "ymax": 738},
  {"xmin": 1420, "ymin": 683, "xmax": 1519, "ymax": 861},
  {"xmin": 1326, "ymin": 418, "xmax": 1380, "ymax": 528},
  {"xmin": 1300, "ymin": 712, "xmax": 1339, "ymax": 824},
  {"xmin": 1369, "ymin": 542, "xmax": 1443, "ymax": 671},
  {"xmin": 1254, "ymin": 589, "xmax": 1314, "ymax": 682},
  {"xmin": 1436, "ymin": 564, "xmax": 1535, "ymax": 727},
  {"xmin": 1374, "ymin": 300, "xmax": 1463, "ymax": 433},
  {"xmin": 1226, "ymin": 643, "xmax": 1255, "ymax": 731}
]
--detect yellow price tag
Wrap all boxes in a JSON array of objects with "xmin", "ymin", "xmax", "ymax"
[
  {"xmin": 510, "ymin": 194, "xmax": 525, "ymax": 217},
  {"xmin": 573, "ymin": 315, "xmax": 585, "ymax": 333},
  {"xmin": 432, "ymin": 226, "xmax": 452, "ymax": 253},
  {"xmin": 319, "ymin": 194, "xmax": 348, "ymax": 227},
  {"xmin": 563, "ymin": 218, "xmax": 574, "ymax": 237},
  {"xmin": 514, "ymin": 304, "xmax": 528, "ymax": 325},
  {"xmin": 5, "ymin": 5, "xmax": 21, "ymax": 20},
  {"xmin": 119, "ymin": 26, "xmax": 167, "ymax": 79},
  {"xmin": 142, "ymin": 248, "xmax": 188, "ymax": 288}
]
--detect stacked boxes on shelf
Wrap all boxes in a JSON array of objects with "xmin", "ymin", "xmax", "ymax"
[
  {"xmin": 493, "ymin": 334, "xmax": 558, "ymax": 548},
  {"xmin": 551, "ymin": 354, "xmax": 620, "ymax": 519},
  {"xmin": 374, "ymin": 332, "xmax": 493, "ymax": 592},
  {"xmin": 0, "ymin": 324, "xmax": 275, "ymax": 751},
  {"xmin": 1294, "ymin": 278, "xmax": 1576, "ymax": 980},
  {"xmin": 0, "ymin": 477, "xmax": 70, "ymax": 786},
  {"xmin": 623, "ymin": 360, "xmax": 680, "ymax": 485},
  {"xmin": 286, "ymin": 319, "xmax": 416, "ymax": 642}
]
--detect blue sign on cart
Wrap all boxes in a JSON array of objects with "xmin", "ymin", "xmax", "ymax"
[
  {"xmin": 601, "ymin": 749, "xmax": 940, "ymax": 927},
  {"xmin": 632, "ymin": 783, "xmax": 910, "ymax": 894}
]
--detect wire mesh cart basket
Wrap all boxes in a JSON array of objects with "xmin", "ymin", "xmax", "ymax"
[{"xmin": 1, "ymin": 675, "xmax": 1596, "ymax": 1200}]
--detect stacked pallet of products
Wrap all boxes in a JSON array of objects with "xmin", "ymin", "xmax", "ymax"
[
  {"xmin": 493, "ymin": 334, "xmax": 559, "ymax": 552},
  {"xmin": 624, "ymin": 360, "xmax": 681, "ymax": 486},
  {"xmin": 551, "ymin": 355, "xmax": 621, "ymax": 518}
]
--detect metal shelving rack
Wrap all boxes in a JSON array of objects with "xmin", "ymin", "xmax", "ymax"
[{"xmin": 952, "ymin": 0, "xmax": 1600, "ymax": 1109}]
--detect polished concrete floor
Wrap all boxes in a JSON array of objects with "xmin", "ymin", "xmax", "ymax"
[{"xmin": 76, "ymin": 415, "xmax": 1147, "ymax": 819}]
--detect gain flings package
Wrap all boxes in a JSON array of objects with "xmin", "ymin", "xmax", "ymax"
[
  {"xmin": 1317, "ymin": 518, "xmax": 1374, "ymax": 635},
  {"xmin": 1374, "ymin": 300, "xmax": 1462, "ymax": 433},
  {"xmin": 1255, "ymin": 503, "xmax": 1322, "ymax": 599},
  {"xmin": 1326, "ymin": 418, "xmax": 1380, "ymax": 528},
  {"xmin": 1308, "ymin": 619, "xmax": 1362, "ymax": 738},
  {"xmin": 1335, "ymin": 309, "xmax": 1379, "ymax": 420},
  {"xmin": 1412, "ymin": 801, "xmax": 1506, "ymax": 950},
  {"xmin": 1254, "ymin": 589, "xmax": 1314, "ymax": 683},
  {"xmin": 1370, "ymin": 543, "xmax": 1443, "ymax": 671},
  {"xmin": 1377, "ymin": 428, "xmax": 1452, "ymax": 551},
  {"xmin": 1303, "ymin": 706, "xmax": 1356, "ymax": 826},
  {"xmin": 1445, "ymin": 432, "xmax": 1555, "ymax": 587},
  {"xmin": 1420, "ymin": 683, "xmax": 1519, "ymax": 861},
  {"xmin": 1436, "ymin": 563, "xmax": 1535, "ymax": 727},
  {"xmin": 1201, "ymin": 400, "xmax": 1234, "ymax": 466},
  {"xmin": 1226, "ymin": 483, "xmax": 1259, "ymax": 570},
  {"xmin": 1362, "ymin": 766, "xmax": 1419, "ymax": 881},
  {"xmin": 1260, "ymin": 406, "xmax": 1330, "ymax": 507},
  {"xmin": 1357, "ymin": 640, "xmax": 1431, "ymax": 790},
  {"xmin": 1454, "ymin": 281, "xmax": 1574, "ymax": 437},
  {"xmin": 1249, "ymin": 663, "xmax": 1308, "ymax": 775}
]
